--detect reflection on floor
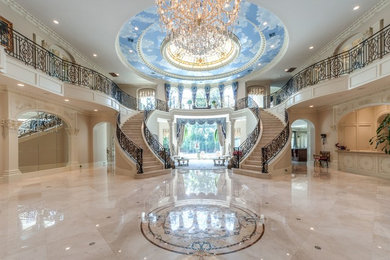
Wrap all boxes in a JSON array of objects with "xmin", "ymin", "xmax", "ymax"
[
  {"xmin": 0, "ymin": 166, "xmax": 390, "ymax": 259},
  {"xmin": 176, "ymin": 159, "xmax": 226, "ymax": 170},
  {"xmin": 141, "ymin": 170, "xmax": 264, "ymax": 256}
]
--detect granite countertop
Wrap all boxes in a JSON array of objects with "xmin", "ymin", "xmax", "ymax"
[{"xmin": 336, "ymin": 150, "xmax": 387, "ymax": 155}]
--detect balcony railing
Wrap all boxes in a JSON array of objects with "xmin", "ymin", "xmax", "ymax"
[
  {"xmin": 0, "ymin": 26, "xmax": 138, "ymax": 111},
  {"xmin": 270, "ymin": 24, "xmax": 390, "ymax": 106}
]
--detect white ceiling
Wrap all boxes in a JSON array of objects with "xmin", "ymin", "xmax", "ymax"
[{"xmin": 11, "ymin": 0, "xmax": 384, "ymax": 86}]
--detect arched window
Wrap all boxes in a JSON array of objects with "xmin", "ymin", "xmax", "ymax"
[
  {"xmin": 248, "ymin": 86, "xmax": 265, "ymax": 108},
  {"xmin": 169, "ymin": 87, "xmax": 179, "ymax": 109},
  {"xmin": 210, "ymin": 87, "xmax": 220, "ymax": 108},
  {"xmin": 182, "ymin": 88, "xmax": 192, "ymax": 109},
  {"xmin": 195, "ymin": 88, "xmax": 207, "ymax": 108},
  {"xmin": 223, "ymin": 85, "xmax": 235, "ymax": 108},
  {"xmin": 138, "ymin": 88, "xmax": 155, "ymax": 110}
]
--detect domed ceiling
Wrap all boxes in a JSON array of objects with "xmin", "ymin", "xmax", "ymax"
[{"xmin": 117, "ymin": 1, "xmax": 288, "ymax": 84}]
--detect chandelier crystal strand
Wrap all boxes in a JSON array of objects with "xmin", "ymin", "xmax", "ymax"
[{"xmin": 157, "ymin": 0, "xmax": 241, "ymax": 58}]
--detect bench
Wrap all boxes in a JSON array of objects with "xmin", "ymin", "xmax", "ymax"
[
  {"xmin": 177, "ymin": 158, "xmax": 189, "ymax": 166},
  {"xmin": 213, "ymin": 158, "xmax": 225, "ymax": 166}
]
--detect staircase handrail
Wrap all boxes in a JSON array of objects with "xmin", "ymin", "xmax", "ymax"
[
  {"xmin": 231, "ymin": 97, "xmax": 261, "ymax": 168},
  {"xmin": 142, "ymin": 101, "xmax": 172, "ymax": 169},
  {"xmin": 116, "ymin": 115, "xmax": 143, "ymax": 173},
  {"xmin": 261, "ymin": 111, "xmax": 290, "ymax": 173}
]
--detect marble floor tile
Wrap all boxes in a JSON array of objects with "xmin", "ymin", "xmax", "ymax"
[{"xmin": 0, "ymin": 166, "xmax": 390, "ymax": 259}]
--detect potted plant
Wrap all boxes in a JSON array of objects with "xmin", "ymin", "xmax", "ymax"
[
  {"xmin": 187, "ymin": 99, "xmax": 192, "ymax": 109},
  {"xmin": 369, "ymin": 114, "xmax": 390, "ymax": 154},
  {"xmin": 211, "ymin": 100, "xmax": 217, "ymax": 108}
]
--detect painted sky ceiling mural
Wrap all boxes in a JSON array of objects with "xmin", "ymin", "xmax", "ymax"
[{"xmin": 117, "ymin": 1, "xmax": 288, "ymax": 84}]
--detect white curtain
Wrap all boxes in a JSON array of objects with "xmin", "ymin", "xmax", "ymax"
[
  {"xmin": 177, "ymin": 124, "xmax": 185, "ymax": 148},
  {"xmin": 217, "ymin": 124, "xmax": 225, "ymax": 147}
]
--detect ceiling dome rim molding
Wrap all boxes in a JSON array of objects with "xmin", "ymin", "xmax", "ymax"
[{"xmin": 117, "ymin": 1, "xmax": 287, "ymax": 84}]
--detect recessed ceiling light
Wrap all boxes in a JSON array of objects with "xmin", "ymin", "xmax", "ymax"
[
  {"xmin": 17, "ymin": 83, "xmax": 24, "ymax": 87},
  {"xmin": 353, "ymin": 5, "xmax": 360, "ymax": 11},
  {"xmin": 53, "ymin": 20, "xmax": 59, "ymax": 24},
  {"xmin": 270, "ymin": 45, "xmax": 275, "ymax": 48},
  {"xmin": 65, "ymin": 247, "xmax": 70, "ymax": 250},
  {"xmin": 309, "ymin": 105, "xmax": 314, "ymax": 108},
  {"xmin": 109, "ymin": 72, "xmax": 120, "ymax": 77},
  {"xmin": 263, "ymin": 22, "xmax": 268, "ymax": 26},
  {"xmin": 258, "ymin": 63, "xmax": 261, "ymax": 66},
  {"xmin": 93, "ymin": 53, "xmax": 97, "ymax": 57},
  {"xmin": 134, "ymin": 26, "xmax": 139, "ymax": 31},
  {"xmin": 64, "ymin": 99, "xmax": 70, "ymax": 102},
  {"xmin": 284, "ymin": 69, "xmax": 289, "ymax": 72},
  {"xmin": 129, "ymin": 50, "xmax": 133, "ymax": 53},
  {"xmin": 309, "ymin": 46, "xmax": 314, "ymax": 50},
  {"xmin": 94, "ymin": 109, "xmax": 98, "ymax": 112}
]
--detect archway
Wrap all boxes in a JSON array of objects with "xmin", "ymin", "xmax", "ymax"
[
  {"xmin": 93, "ymin": 122, "xmax": 115, "ymax": 168},
  {"xmin": 291, "ymin": 119, "xmax": 315, "ymax": 165},
  {"xmin": 18, "ymin": 111, "xmax": 70, "ymax": 173}
]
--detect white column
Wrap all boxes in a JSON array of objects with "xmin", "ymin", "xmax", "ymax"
[
  {"xmin": 230, "ymin": 119, "xmax": 236, "ymax": 153},
  {"xmin": 0, "ymin": 119, "xmax": 22, "ymax": 180},
  {"xmin": 66, "ymin": 127, "xmax": 80, "ymax": 169}
]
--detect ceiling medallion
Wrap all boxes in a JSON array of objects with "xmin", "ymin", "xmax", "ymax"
[{"xmin": 156, "ymin": 0, "xmax": 241, "ymax": 61}]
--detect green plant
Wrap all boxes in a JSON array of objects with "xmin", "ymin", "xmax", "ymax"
[{"xmin": 369, "ymin": 114, "xmax": 390, "ymax": 154}]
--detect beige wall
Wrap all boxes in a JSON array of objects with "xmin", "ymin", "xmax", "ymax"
[
  {"xmin": 18, "ymin": 125, "xmax": 69, "ymax": 173},
  {"xmin": 338, "ymin": 105, "xmax": 390, "ymax": 151}
]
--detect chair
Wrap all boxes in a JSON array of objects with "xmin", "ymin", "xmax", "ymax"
[{"xmin": 319, "ymin": 151, "xmax": 330, "ymax": 169}]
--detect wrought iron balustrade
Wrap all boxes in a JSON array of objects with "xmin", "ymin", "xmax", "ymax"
[
  {"xmin": 116, "ymin": 115, "xmax": 143, "ymax": 173},
  {"xmin": 0, "ymin": 26, "xmax": 137, "ymax": 111},
  {"xmin": 143, "ymin": 110, "xmax": 172, "ymax": 169},
  {"xmin": 261, "ymin": 120, "xmax": 290, "ymax": 173},
  {"xmin": 269, "ymin": 24, "xmax": 390, "ymax": 106},
  {"xmin": 231, "ymin": 97, "xmax": 261, "ymax": 168}
]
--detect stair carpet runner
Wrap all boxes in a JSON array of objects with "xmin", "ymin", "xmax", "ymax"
[{"xmin": 120, "ymin": 113, "xmax": 166, "ymax": 175}]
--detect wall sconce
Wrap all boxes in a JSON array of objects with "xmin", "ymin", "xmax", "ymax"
[{"xmin": 321, "ymin": 134, "xmax": 327, "ymax": 145}]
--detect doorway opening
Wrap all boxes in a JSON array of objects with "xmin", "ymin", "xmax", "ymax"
[
  {"xmin": 291, "ymin": 119, "xmax": 315, "ymax": 172},
  {"xmin": 93, "ymin": 122, "xmax": 115, "ymax": 170}
]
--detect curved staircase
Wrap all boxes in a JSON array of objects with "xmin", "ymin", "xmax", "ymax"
[
  {"xmin": 120, "ymin": 113, "xmax": 169, "ymax": 177},
  {"xmin": 234, "ymin": 110, "xmax": 285, "ymax": 178}
]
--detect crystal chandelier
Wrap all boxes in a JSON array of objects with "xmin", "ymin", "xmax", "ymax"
[{"xmin": 157, "ymin": 0, "xmax": 241, "ymax": 58}]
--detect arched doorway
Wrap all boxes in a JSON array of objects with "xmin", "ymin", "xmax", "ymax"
[
  {"xmin": 291, "ymin": 119, "xmax": 315, "ymax": 164},
  {"xmin": 93, "ymin": 122, "xmax": 115, "ymax": 168},
  {"xmin": 18, "ymin": 111, "xmax": 69, "ymax": 173}
]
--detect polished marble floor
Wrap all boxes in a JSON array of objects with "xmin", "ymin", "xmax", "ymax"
[{"xmin": 1, "ymin": 165, "xmax": 390, "ymax": 259}]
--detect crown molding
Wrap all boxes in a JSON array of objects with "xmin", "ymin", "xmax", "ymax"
[
  {"xmin": 1, "ymin": 0, "xmax": 108, "ymax": 77},
  {"xmin": 299, "ymin": 0, "xmax": 390, "ymax": 70}
]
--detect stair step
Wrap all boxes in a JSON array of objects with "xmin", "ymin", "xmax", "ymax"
[
  {"xmin": 233, "ymin": 168, "xmax": 271, "ymax": 179},
  {"xmin": 241, "ymin": 164, "xmax": 263, "ymax": 171},
  {"xmin": 143, "ymin": 165, "xmax": 163, "ymax": 171},
  {"xmin": 135, "ymin": 169, "xmax": 171, "ymax": 179},
  {"xmin": 245, "ymin": 159, "xmax": 262, "ymax": 165}
]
